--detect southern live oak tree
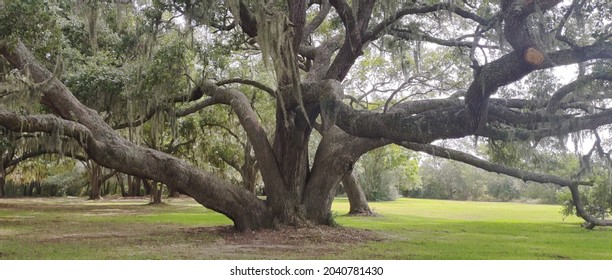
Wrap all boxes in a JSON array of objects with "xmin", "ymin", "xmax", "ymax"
[{"xmin": 1, "ymin": 0, "xmax": 612, "ymax": 230}]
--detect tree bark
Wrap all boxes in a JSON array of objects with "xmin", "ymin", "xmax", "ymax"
[
  {"xmin": 116, "ymin": 173, "xmax": 126, "ymax": 196},
  {"xmin": 28, "ymin": 181, "xmax": 38, "ymax": 196},
  {"xmin": 266, "ymin": 106, "xmax": 314, "ymax": 226},
  {"xmin": 88, "ymin": 161, "xmax": 103, "ymax": 200},
  {"xmin": 302, "ymin": 126, "xmax": 385, "ymax": 223},
  {"xmin": 168, "ymin": 186, "xmax": 180, "ymax": 198},
  {"xmin": 342, "ymin": 173, "xmax": 373, "ymax": 215},
  {"xmin": 145, "ymin": 180, "xmax": 163, "ymax": 204},
  {"xmin": 0, "ymin": 156, "xmax": 5, "ymax": 198},
  {"xmin": 241, "ymin": 141, "xmax": 258, "ymax": 194},
  {"xmin": 143, "ymin": 179, "xmax": 152, "ymax": 195},
  {"xmin": 0, "ymin": 173, "xmax": 5, "ymax": 198},
  {"xmin": 126, "ymin": 175, "xmax": 142, "ymax": 197}
]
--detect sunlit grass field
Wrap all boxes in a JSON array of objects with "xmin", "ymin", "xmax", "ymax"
[
  {"xmin": 0, "ymin": 197, "xmax": 610, "ymax": 259},
  {"xmin": 334, "ymin": 198, "xmax": 612, "ymax": 259}
]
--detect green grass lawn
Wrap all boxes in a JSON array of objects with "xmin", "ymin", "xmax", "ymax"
[
  {"xmin": 333, "ymin": 198, "xmax": 612, "ymax": 259},
  {"xmin": 0, "ymin": 197, "xmax": 610, "ymax": 259}
]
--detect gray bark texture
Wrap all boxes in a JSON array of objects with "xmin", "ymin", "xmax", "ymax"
[{"xmin": 342, "ymin": 173, "xmax": 373, "ymax": 215}]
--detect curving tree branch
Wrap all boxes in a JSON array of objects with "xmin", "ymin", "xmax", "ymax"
[
  {"xmin": 464, "ymin": 39, "xmax": 612, "ymax": 131},
  {"xmin": 303, "ymin": 0, "xmax": 331, "ymax": 38},
  {"xmin": 400, "ymin": 141, "xmax": 590, "ymax": 187},
  {"xmin": 0, "ymin": 40, "xmax": 272, "ymax": 231},
  {"xmin": 198, "ymin": 81, "xmax": 285, "ymax": 192}
]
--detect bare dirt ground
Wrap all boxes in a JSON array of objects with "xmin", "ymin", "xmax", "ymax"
[
  {"xmin": 0, "ymin": 197, "xmax": 383, "ymax": 259},
  {"xmin": 180, "ymin": 225, "xmax": 383, "ymax": 259}
]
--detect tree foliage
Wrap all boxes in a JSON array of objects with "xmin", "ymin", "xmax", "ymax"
[{"xmin": 356, "ymin": 144, "xmax": 420, "ymax": 201}]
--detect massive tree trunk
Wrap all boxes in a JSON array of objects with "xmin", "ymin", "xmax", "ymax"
[
  {"xmin": 0, "ymin": 38, "xmax": 379, "ymax": 229},
  {"xmin": 265, "ymin": 106, "xmax": 316, "ymax": 226},
  {"xmin": 342, "ymin": 173, "xmax": 373, "ymax": 215}
]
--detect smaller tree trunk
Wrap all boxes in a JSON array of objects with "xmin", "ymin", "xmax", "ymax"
[
  {"xmin": 0, "ymin": 160, "xmax": 5, "ymax": 198},
  {"xmin": 116, "ymin": 173, "xmax": 126, "ymax": 196},
  {"xmin": 0, "ymin": 173, "xmax": 5, "ymax": 198},
  {"xmin": 241, "ymin": 164, "xmax": 258, "ymax": 194},
  {"xmin": 342, "ymin": 173, "xmax": 373, "ymax": 215},
  {"xmin": 89, "ymin": 179, "xmax": 102, "ymax": 200},
  {"xmin": 146, "ymin": 180, "xmax": 163, "ymax": 204},
  {"xmin": 37, "ymin": 181, "xmax": 43, "ymax": 196},
  {"xmin": 154, "ymin": 184, "xmax": 162, "ymax": 203},
  {"xmin": 88, "ymin": 162, "xmax": 102, "ymax": 200},
  {"xmin": 241, "ymin": 141, "xmax": 259, "ymax": 194},
  {"xmin": 143, "ymin": 179, "xmax": 152, "ymax": 195},
  {"xmin": 27, "ymin": 181, "xmax": 36, "ymax": 196},
  {"xmin": 168, "ymin": 186, "xmax": 180, "ymax": 198},
  {"xmin": 126, "ymin": 175, "xmax": 142, "ymax": 196}
]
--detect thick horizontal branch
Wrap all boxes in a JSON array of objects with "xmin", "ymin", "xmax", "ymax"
[
  {"xmin": 318, "ymin": 75, "xmax": 612, "ymax": 145},
  {"xmin": 319, "ymin": 80, "xmax": 470, "ymax": 142},
  {"xmin": 114, "ymin": 76, "xmax": 277, "ymax": 130},
  {"xmin": 482, "ymin": 108, "xmax": 612, "ymax": 141}
]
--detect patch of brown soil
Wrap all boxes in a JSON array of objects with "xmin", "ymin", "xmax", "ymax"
[
  {"xmin": 42, "ymin": 232, "xmax": 130, "ymax": 242},
  {"xmin": 183, "ymin": 225, "xmax": 383, "ymax": 246},
  {"xmin": 180, "ymin": 225, "xmax": 384, "ymax": 259}
]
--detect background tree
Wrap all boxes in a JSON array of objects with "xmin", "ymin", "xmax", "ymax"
[
  {"xmin": 486, "ymin": 176, "xmax": 520, "ymax": 202},
  {"xmin": 356, "ymin": 144, "xmax": 420, "ymax": 201}
]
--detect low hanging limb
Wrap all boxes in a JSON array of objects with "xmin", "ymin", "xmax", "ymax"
[{"xmin": 398, "ymin": 141, "xmax": 612, "ymax": 229}]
